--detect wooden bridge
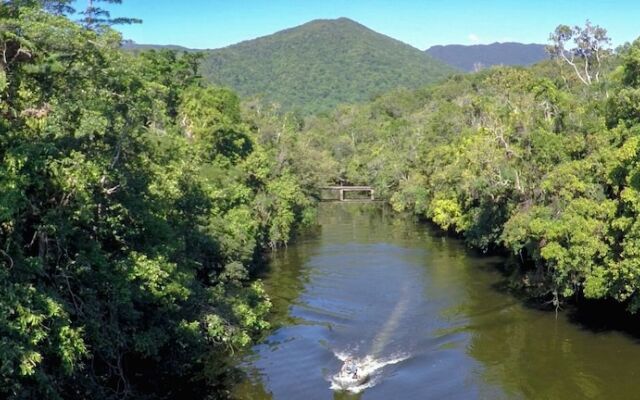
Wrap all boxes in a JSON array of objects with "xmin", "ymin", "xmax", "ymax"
[{"xmin": 320, "ymin": 186, "xmax": 375, "ymax": 202}]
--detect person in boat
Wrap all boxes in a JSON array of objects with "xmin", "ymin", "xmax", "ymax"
[{"xmin": 341, "ymin": 357, "xmax": 359, "ymax": 379}]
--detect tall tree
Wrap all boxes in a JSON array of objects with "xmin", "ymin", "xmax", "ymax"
[
  {"xmin": 547, "ymin": 20, "xmax": 611, "ymax": 85},
  {"xmin": 79, "ymin": 0, "xmax": 141, "ymax": 29},
  {"xmin": 1, "ymin": 0, "xmax": 75, "ymax": 15},
  {"xmin": 0, "ymin": 6, "xmax": 312, "ymax": 399}
]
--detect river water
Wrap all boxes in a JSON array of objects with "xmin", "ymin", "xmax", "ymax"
[{"xmin": 232, "ymin": 203, "xmax": 640, "ymax": 400}]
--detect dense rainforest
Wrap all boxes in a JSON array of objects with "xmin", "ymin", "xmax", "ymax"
[
  {"xmin": 293, "ymin": 25, "xmax": 640, "ymax": 313},
  {"xmin": 0, "ymin": 1, "xmax": 320, "ymax": 398},
  {"xmin": 5, "ymin": 1, "xmax": 640, "ymax": 399},
  {"xmin": 198, "ymin": 18, "xmax": 454, "ymax": 115}
]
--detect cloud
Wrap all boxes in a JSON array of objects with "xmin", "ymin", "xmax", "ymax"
[{"xmin": 468, "ymin": 33, "xmax": 480, "ymax": 43}]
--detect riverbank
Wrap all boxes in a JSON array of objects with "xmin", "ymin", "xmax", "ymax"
[{"xmin": 233, "ymin": 203, "xmax": 640, "ymax": 399}]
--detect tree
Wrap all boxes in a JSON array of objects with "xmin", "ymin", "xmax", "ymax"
[
  {"xmin": 621, "ymin": 38, "xmax": 640, "ymax": 88},
  {"xmin": 0, "ymin": 4, "xmax": 313, "ymax": 398},
  {"xmin": 547, "ymin": 21, "xmax": 611, "ymax": 85},
  {"xmin": 42, "ymin": 0, "xmax": 74, "ymax": 15},
  {"xmin": 79, "ymin": 0, "xmax": 141, "ymax": 29},
  {"xmin": 606, "ymin": 39, "xmax": 640, "ymax": 127},
  {"xmin": 1, "ymin": 0, "xmax": 70, "ymax": 14}
]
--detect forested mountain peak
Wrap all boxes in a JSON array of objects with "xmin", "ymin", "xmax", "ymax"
[
  {"xmin": 198, "ymin": 17, "xmax": 455, "ymax": 113},
  {"xmin": 276, "ymin": 16, "xmax": 368, "ymax": 32},
  {"xmin": 229, "ymin": 17, "xmax": 384, "ymax": 45},
  {"xmin": 5, "ymin": 1, "xmax": 640, "ymax": 398}
]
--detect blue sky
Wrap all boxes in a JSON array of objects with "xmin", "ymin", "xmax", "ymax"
[{"xmin": 81, "ymin": 0, "xmax": 640, "ymax": 50}]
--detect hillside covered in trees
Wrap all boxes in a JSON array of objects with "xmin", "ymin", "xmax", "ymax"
[
  {"xmin": 5, "ymin": 1, "xmax": 640, "ymax": 398},
  {"xmin": 292, "ymin": 22, "xmax": 640, "ymax": 313},
  {"xmin": 199, "ymin": 18, "xmax": 455, "ymax": 114}
]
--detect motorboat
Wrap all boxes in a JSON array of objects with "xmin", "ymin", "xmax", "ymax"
[{"xmin": 333, "ymin": 359, "xmax": 369, "ymax": 389}]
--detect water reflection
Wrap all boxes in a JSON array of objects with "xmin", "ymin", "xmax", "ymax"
[{"xmin": 233, "ymin": 203, "xmax": 640, "ymax": 400}]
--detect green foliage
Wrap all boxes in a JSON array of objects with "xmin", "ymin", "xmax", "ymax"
[
  {"xmin": 0, "ymin": 4, "xmax": 314, "ymax": 399},
  {"xmin": 78, "ymin": 0, "xmax": 143, "ymax": 29},
  {"xmin": 199, "ymin": 18, "xmax": 454, "ymax": 114},
  {"xmin": 295, "ymin": 36, "xmax": 640, "ymax": 314},
  {"xmin": 8, "ymin": 3, "xmax": 640, "ymax": 397},
  {"xmin": 621, "ymin": 39, "xmax": 640, "ymax": 87}
]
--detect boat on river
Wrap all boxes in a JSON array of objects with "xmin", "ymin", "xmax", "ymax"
[{"xmin": 333, "ymin": 359, "xmax": 369, "ymax": 389}]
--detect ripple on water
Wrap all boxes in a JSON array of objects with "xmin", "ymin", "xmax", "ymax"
[{"xmin": 234, "ymin": 205, "xmax": 640, "ymax": 400}]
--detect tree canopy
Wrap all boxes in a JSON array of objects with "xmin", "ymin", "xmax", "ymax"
[
  {"xmin": 0, "ymin": 3, "xmax": 315, "ymax": 399},
  {"xmin": 287, "ymin": 23, "xmax": 640, "ymax": 314},
  {"xmin": 198, "ymin": 18, "xmax": 454, "ymax": 114},
  {"xmin": 4, "ymin": 5, "xmax": 640, "ymax": 398}
]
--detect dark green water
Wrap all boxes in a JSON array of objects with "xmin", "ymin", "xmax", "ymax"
[{"xmin": 233, "ymin": 204, "xmax": 640, "ymax": 399}]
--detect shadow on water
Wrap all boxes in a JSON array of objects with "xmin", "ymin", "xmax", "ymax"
[
  {"xmin": 566, "ymin": 299, "xmax": 640, "ymax": 341},
  {"xmin": 233, "ymin": 203, "xmax": 640, "ymax": 400},
  {"xmin": 470, "ymin": 247, "xmax": 640, "ymax": 343},
  {"xmin": 435, "ymin": 246, "xmax": 640, "ymax": 399}
]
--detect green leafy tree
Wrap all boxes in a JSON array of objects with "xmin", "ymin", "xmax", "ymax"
[
  {"xmin": 0, "ymin": 3, "xmax": 314, "ymax": 399},
  {"xmin": 79, "ymin": 0, "xmax": 141, "ymax": 29}
]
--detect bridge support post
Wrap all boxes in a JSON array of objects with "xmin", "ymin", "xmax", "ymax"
[
  {"xmin": 370, "ymin": 190, "xmax": 375, "ymax": 201},
  {"xmin": 340, "ymin": 189, "xmax": 345, "ymax": 201}
]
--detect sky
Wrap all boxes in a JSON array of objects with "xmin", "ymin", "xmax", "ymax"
[{"xmin": 81, "ymin": 0, "xmax": 640, "ymax": 50}]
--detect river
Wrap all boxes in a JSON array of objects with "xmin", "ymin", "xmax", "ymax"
[{"xmin": 232, "ymin": 203, "xmax": 640, "ymax": 399}]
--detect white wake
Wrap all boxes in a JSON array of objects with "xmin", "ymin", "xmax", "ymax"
[
  {"xmin": 329, "ymin": 351, "xmax": 409, "ymax": 393},
  {"xmin": 330, "ymin": 282, "xmax": 412, "ymax": 393}
]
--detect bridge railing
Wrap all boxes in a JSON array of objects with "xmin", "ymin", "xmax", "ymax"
[{"xmin": 320, "ymin": 186, "xmax": 375, "ymax": 202}]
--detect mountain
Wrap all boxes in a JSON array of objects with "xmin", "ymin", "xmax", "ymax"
[
  {"xmin": 121, "ymin": 41, "xmax": 199, "ymax": 52},
  {"xmin": 426, "ymin": 42, "xmax": 548, "ymax": 72},
  {"xmin": 198, "ymin": 18, "xmax": 455, "ymax": 114}
]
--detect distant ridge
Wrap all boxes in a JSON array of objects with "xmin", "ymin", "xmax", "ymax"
[
  {"xmin": 121, "ymin": 40, "xmax": 200, "ymax": 52},
  {"xmin": 198, "ymin": 18, "xmax": 455, "ymax": 114},
  {"xmin": 426, "ymin": 42, "xmax": 548, "ymax": 72}
]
